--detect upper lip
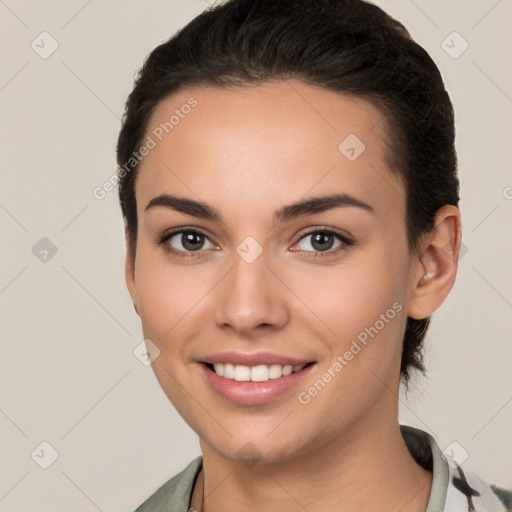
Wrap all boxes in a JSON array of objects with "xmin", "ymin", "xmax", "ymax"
[{"xmin": 198, "ymin": 351, "xmax": 315, "ymax": 367}]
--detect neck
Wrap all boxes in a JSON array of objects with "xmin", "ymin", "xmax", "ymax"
[{"xmin": 191, "ymin": 414, "xmax": 432, "ymax": 512}]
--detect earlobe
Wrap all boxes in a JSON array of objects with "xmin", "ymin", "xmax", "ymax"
[{"xmin": 407, "ymin": 205, "xmax": 462, "ymax": 320}]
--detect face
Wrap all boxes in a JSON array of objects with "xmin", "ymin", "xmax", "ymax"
[{"xmin": 126, "ymin": 80, "xmax": 425, "ymax": 464}]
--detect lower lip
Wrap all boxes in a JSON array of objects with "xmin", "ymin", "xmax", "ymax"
[{"xmin": 199, "ymin": 363, "xmax": 316, "ymax": 405}]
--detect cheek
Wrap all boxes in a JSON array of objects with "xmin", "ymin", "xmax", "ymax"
[
  {"xmin": 291, "ymin": 262, "xmax": 407, "ymax": 425},
  {"xmin": 293, "ymin": 253, "xmax": 405, "ymax": 332},
  {"xmin": 134, "ymin": 252, "xmax": 209, "ymax": 354},
  {"xmin": 288, "ymin": 250, "xmax": 408, "ymax": 385},
  {"xmin": 133, "ymin": 255, "xmax": 210, "ymax": 410}
]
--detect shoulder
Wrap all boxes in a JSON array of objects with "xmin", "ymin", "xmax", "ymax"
[
  {"xmin": 133, "ymin": 456, "xmax": 203, "ymax": 512},
  {"xmin": 444, "ymin": 461, "xmax": 511, "ymax": 512},
  {"xmin": 400, "ymin": 424, "xmax": 511, "ymax": 512},
  {"xmin": 491, "ymin": 485, "xmax": 512, "ymax": 512}
]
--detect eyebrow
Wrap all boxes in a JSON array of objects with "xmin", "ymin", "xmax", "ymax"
[{"xmin": 145, "ymin": 192, "xmax": 374, "ymax": 224}]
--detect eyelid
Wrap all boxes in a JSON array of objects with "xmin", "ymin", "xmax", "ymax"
[
  {"xmin": 157, "ymin": 226, "xmax": 218, "ymax": 258},
  {"xmin": 158, "ymin": 225, "xmax": 354, "ymax": 258},
  {"xmin": 161, "ymin": 226, "xmax": 215, "ymax": 242},
  {"xmin": 290, "ymin": 226, "xmax": 354, "ymax": 258},
  {"xmin": 295, "ymin": 225, "xmax": 353, "ymax": 243}
]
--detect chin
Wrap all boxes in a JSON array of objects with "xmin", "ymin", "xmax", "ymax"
[{"xmin": 203, "ymin": 431, "xmax": 311, "ymax": 467}]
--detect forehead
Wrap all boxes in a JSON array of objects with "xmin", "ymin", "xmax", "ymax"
[{"xmin": 136, "ymin": 80, "xmax": 404, "ymax": 221}]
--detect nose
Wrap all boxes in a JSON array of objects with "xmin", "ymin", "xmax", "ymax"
[{"xmin": 213, "ymin": 248, "xmax": 290, "ymax": 337}]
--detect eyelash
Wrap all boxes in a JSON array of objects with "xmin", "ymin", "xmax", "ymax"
[{"xmin": 157, "ymin": 226, "xmax": 354, "ymax": 260}]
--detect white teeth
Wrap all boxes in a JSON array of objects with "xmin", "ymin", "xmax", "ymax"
[
  {"xmin": 282, "ymin": 365, "xmax": 293, "ymax": 376},
  {"xmin": 209, "ymin": 363, "xmax": 306, "ymax": 382},
  {"xmin": 268, "ymin": 364, "xmax": 283, "ymax": 379},
  {"xmin": 224, "ymin": 363, "xmax": 235, "ymax": 379},
  {"xmin": 234, "ymin": 365, "xmax": 251, "ymax": 381},
  {"xmin": 251, "ymin": 365, "xmax": 269, "ymax": 382}
]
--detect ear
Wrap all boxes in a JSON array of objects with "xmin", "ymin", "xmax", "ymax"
[
  {"xmin": 124, "ymin": 229, "xmax": 139, "ymax": 316},
  {"xmin": 406, "ymin": 205, "xmax": 462, "ymax": 320}
]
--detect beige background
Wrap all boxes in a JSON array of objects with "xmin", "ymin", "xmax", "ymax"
[{"xmin": 0, "ymin": 0, "xmax": 511, "ymax": 510}]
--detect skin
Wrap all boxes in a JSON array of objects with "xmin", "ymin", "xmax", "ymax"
[{"xmin": 125, "ymin": 79, "xmax": 462, "ymax": 512}]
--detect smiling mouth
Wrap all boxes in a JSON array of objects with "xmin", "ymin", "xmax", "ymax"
[{"xmin": 203, "ymin": 361, "xmax": 315, "ymax": 382}]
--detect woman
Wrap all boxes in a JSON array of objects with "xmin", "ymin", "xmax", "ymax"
[{"xmin": 116, "ymin": 0, "xmax": 511, "ymax": 510}]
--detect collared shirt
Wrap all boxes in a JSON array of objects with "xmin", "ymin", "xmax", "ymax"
[{"xmin": 134, "ymin": 425, "xmax": 511, "ymax": 512}]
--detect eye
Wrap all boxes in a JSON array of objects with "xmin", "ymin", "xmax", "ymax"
[
  {"xmin": 291, "ymin": 228, "xmax": 354, "ymax": 258},
  {"xmin": 158, "ymin": 228, "xmax": 217, "ymax": 258},
  {"xmin": 158, "ymin": 226, "xmax": 354, "ymax": 260}
]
